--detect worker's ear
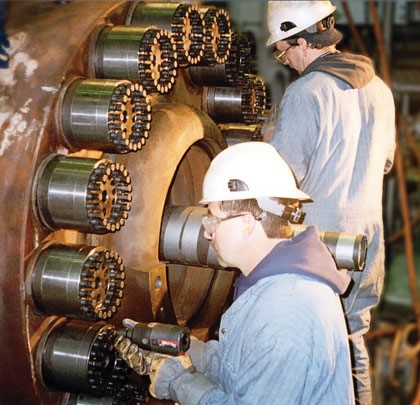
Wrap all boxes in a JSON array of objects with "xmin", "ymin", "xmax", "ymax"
[
  {"xmin": 297, "ymin": 37, "xmax": 308, "ymax": 48},
  {"xmin": 297, "ymin": 37, "xmax": 310, "ymax": 55},
  {"xmin": 241, "ymin": 213, "xmax": 256, "ymax": 239}
]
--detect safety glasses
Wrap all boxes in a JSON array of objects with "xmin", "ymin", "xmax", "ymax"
[
  {"xmin": 272, "ymin": 45, "xmax": 293, "ymax": 64},
  {"xmin": 201, "ymin": 213, "xmax": 248, "ymax": 237}
]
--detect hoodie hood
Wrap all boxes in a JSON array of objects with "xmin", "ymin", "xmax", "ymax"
[
  {"xmin": 302, "ymin": 51, "xmax": 375, "ymax": 89},
  {"xmin": 234, "ymin": 226, "xmax": 352, "ymax": 300}
]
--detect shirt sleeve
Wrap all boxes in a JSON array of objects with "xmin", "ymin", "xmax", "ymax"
[{"xmin": 174, "ymin": 335, "xmax": 318, "ymax": 405}]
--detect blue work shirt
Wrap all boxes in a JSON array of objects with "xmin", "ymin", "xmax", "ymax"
[{"xmin": 172, "ymin": 227, "xmax": 355, "ymax": 404}]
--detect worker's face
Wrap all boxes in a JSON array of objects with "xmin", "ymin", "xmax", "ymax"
[
  {"xmin": 274, "ymin": 40, "xmax": 305, "ymax": 74},
  {"xmin": 203, "ymin": 202, "xmax": 244, "ymax": 268}
]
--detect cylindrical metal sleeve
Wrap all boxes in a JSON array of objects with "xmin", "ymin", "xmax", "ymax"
[
  {"xmin": 34, "ymin": 154, "xmax": 132, "ymax": 233},
  {"xmin": 203, "ymin": 86, "xmax": 244, "ymax": 123},
  {"xmin": 291, "ymin": 224, "xmax": 368, "ymax": 270},
  {"xmin": 160, "ymin": 205, "xmax": 220, "ymax": 268},
  {"xmin": 31, "ymin": 243, "xmax": 125, "ymax": 320},
  {"xmin": 128, "ymin": 3, "xmax": 175, "ymax": 31},
  {"xmin": 188, "ymin": 64, "xmax": 230, "ymax": 87},
  {"xmin": 95, "ymin": 26, "xmax": 148, "ymax": 81},
  {"xmin": 187, "ymin": 32, "xmax": 256, "ymax": 87},
  {"xmin": 40, "ymin": 320, "xmax": 127, "ymax": 396},
  {"xmin": 96, "ymin": 24, "xmax": 177, "ymax": 94},
  {"xmin": 61, "ymin": 78, "xmax": 151, "ymax": 153},
  {"xmin": 128, "ymin": 3, "xmax": 204, "ymax": 67}
]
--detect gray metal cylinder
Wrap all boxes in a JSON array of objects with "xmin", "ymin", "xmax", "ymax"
[
  {"xmin": 96, "ymin": 25, "xmax": 177, "ymax": 94},
  {"xmin": 128, "ymin": 2, "xmax": 204, "ymax": 67},
  {"xmin": 34, "ymin": 154, "xmax": 132, "ymax": 233},
  {"xmin": 160, "ymin": 205, "xmax": 220, "ymax": 268},
  {"xmin": 204, "ymin": 86, "xmax": 244, "ymax": 123},
  {"xmin": 61, "ymin": 78, "xmax": 151, "ymax": 153},
  {"xmin": 41, "ymin": 320, "xmax": 127, "ymax": 396},
  {"xmin": 291, "ymin": 224, "xmax": 368, "ymax": 271},
  {"xmin": 187, "ymin": 32, "xmax": 255, "ymax": 87},
  {"xmin": 203, "ymin": 75, "xmax": 266, "ymax": 125},
  {"xmin": 31, "ymin": 243, "xmax": 125, "ymax": 320}
]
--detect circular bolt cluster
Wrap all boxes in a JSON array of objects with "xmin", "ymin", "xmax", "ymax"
[
  {"xmin": 87, "ymin": 325, "xmax": 128, "ymax": 396},
  {"xmin": 86, "ymin": 160, "xmax": 132, "ymax": 233},
  {"xmin": 202, "ymin": 8, "xmax": 232, "ymax": 66},
  {"xmin": 172, "ymin": 4, "xmax": 204, "ymax": 67},
  {"xmin": 241, "ymin": 75, "xmax": 267, "ymax": 125},
  {"xmin": 113, "ymin": 382, "xmax": 149, "ymax": 405},
  {"xmin": 226, "ymin": 32, "xmax": 256, "ymax": 86},
  {"xmin": 79, "ymin": 248, "xmax": 125, "ymax": 320},
  {"xmin": 108, "ymin": 82, "xmax": 151, "ymax": 153},
  {"xmin": 138, "ymin": 28, "xmax": 178, "ymax": 94}
]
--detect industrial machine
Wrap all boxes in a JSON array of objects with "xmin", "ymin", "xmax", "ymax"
[{"xmin": 0, "ymin": 1, "xmax": 266, "ymax": 403}]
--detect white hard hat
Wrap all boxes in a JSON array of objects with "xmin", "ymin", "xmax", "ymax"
[
  {"xmin": 266, "ymin": 1, "xmax": 336, "ymax": 46},
  {"xmin": 200, "ymin": 142, "xmax": 310, "ymax": 205}
]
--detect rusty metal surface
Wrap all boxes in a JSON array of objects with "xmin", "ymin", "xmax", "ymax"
[
  {"xmin": 0, "ymin": 1, "xmax": 233, "ymax": 402},
  {"xmin": 0, "ymin": 2, "xmax": 128, "ymax": 401}
]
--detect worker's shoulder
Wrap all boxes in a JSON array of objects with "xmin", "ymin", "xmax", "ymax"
[
  {"xmin": 253, "ymin": 273, "xmax": 337, "ymax": 307},
  {"xmin": 285, "ymin": 72, "xmax": 339, "ymax": 99}
]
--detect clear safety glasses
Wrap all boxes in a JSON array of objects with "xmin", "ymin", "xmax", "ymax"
[
  {"xmin": 272, "ymin": 45, "xmax": 293, "ymax": 64},
  {"xmin": 201, "ymin": 213, "xmax": 248, "ymax": 237}
]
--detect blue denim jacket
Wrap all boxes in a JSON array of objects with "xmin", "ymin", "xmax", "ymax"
[{"xmin": 171, "ymin": 228, "xmax": 355, "ymax": 404}]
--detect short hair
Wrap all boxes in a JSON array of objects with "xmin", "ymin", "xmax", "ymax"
[{"xmin": 219, "ymin": 198, "xmax": 292, "ymax": 239}]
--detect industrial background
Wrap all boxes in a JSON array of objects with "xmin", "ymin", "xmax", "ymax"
[{"xmin": 0, "ymin": 1, "xmax": 418, "ymax": 404}]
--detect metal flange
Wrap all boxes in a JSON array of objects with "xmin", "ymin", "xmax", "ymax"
[
  {"xmin": 241, "ymin": 74, "xmax": 267, "ymax": 125},
  {"xmin": 187, "ymin": 31, "xmax": 256, "ymax": 87},
  {"xmin": 201, "ymin": 7, "xmax": 232, "ymax": 66}
]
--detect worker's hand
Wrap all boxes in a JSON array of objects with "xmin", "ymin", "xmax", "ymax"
[
  {"xmin": 114, "ymin": 335, "xmax": 160, "ymax": 375},
  {"xmin": 149, "ymin": 353, "xmax": 195, "ymax": 400}
]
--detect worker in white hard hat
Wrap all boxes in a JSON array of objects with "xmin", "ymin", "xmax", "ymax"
[
  {"xmin": 264, "ymin": 2, "xmax": 396, "ymax": 404},
  {"xmin": 116, "ymin": 142, "xmax": 355, "ymax": 404}
]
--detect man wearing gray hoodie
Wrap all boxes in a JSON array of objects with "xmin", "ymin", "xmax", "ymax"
[{"xmin": 265, "ymin": 2, "xmax": 396, "ymax": 404}]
